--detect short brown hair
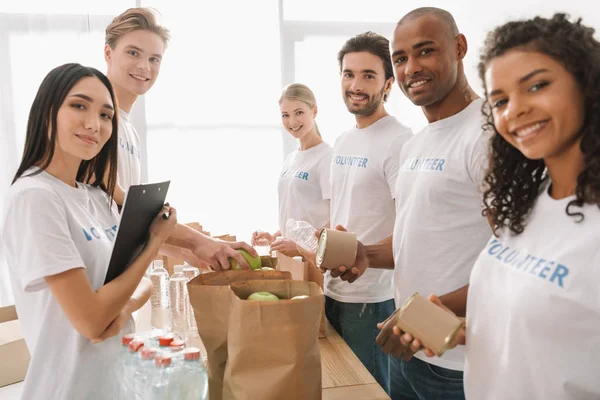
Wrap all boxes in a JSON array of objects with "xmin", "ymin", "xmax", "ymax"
[{"xmin": 105, "ymin": 7, "xmax": 170, "ymax": 49}]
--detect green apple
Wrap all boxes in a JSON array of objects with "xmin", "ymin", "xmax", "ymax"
[
  {"xmin": 291, "ymin": 295, "xmax": 309, "ymax": 300},
  {"xmin": 230, "ymin": 249, "xmax": 262, "ymax": 270},
  {"xmin": 247, "ymin": 291, "xmax": 279, "ymax": 301}
]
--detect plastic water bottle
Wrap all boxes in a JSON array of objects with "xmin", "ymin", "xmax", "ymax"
[
  {"xmin": 180, "ymin": 347, "xmax": 209, "ymax": 399},
  {"xmin": 170, "ymin": 265, "xmax": 189, "ymax": 340},
  {"xmin": 182, "ymin": 263, "xmax": 200, "ymax": 281},
  {"xmin": 254, "ymin": 233, "xmax": 271, "ymax": 256},
  {"xmin": 149, "ymin": 260, "xmax": 172, "ymax": 332},
  {"xmin": 285, "ymin": 218, "xmax": 318, "ymax": 252},
  {"xmin": 182, "ymin": 263, "xmax": 200, "ymax": 337}
]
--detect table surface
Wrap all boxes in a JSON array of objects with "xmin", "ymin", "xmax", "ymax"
[{"xmin": 320, "ymin": 322, "xmax": 390, "ymax": 400}]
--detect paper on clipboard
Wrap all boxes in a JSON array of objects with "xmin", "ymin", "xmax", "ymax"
[{"xmin": 104, "ymin": 181, "xmax": 170, "ymax": 284}]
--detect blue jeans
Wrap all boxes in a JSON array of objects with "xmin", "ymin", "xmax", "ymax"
[
  {"xmin": 390, "ymin": 355, "xmax": 465, "ymax": 400},
  {"xmin": 325, "ymin": 296, "xmax": 395, "ymax": 394}
]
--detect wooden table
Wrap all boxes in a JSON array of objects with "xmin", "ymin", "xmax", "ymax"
[{"xmin": 320, "ymin": 322, "xmax": 390, "ymax": 400}]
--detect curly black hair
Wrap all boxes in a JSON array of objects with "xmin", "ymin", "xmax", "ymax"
[{"xmin": 478, "ymin": 13, "xmax": 600, "ymax": 235}]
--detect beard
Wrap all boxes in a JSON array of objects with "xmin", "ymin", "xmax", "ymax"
[{"xmin": 344, "ymin": 86, "xmax": 386, "ymax": 117}]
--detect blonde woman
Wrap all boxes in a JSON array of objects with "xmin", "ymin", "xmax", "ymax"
[{"xmin": 252, "ymin": 83, "xmax": 332, "ymax": 254}]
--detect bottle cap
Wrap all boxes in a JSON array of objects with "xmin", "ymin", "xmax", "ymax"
[
  {"xmin": 128, "ymin": 339, "xmax": 144, "ymax": 353},
  {"xmin": 183, "ymin": 347, "xmax": 201, "ymax": 361},
  {"xmin": 158, "ymin": 334, "xmax": 174, "ymax": 347},
  {"xmin": 174, "ymin": 265, "xmax": 184, "ymax": 273},
  {"xmin": 293, "ymin": 256, "xmax": 303, "ymax": 262},
  {"xmin": 141, "ymin": 347, "xmax": 159, "ymax": 360},
  {"xmin": 169, "ymin": 340, "xmax": 186, "ymax": 351},
  {"xmin": 154, "ymin": 353, "xmax": 172, "ymax": 367},
  {"xmin": 152, "ymin": 260, "xmax": 164, "ymax": 269},
  {"xmin": 121, "ymin": 333, "xmax": 136, "ymax": 346}
]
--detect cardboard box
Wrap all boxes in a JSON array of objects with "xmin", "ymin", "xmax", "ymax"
[{"xmin": 0, "ymin": 305, "xmax": 30, "ymax": 387}]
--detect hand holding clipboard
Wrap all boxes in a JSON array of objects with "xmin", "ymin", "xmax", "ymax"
[{"xmin": 104, "ymin": 181, "xmax": 172, "ymax": 284}]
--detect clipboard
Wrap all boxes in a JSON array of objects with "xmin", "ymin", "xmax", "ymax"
[{"xmin": 104, "ymin": 181, "xmax": 170, "ymax": 284}]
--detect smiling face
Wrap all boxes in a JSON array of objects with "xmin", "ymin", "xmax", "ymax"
[
  {"xmin": 280, "ymin": 99, "xmax": 316, "ymax": 139},
  {"xmin": 485, "ymin": 49, "xmax": 585, "ymax": 161},
  {"xmin": 391, "ymin": 15, "xmax": 460, "ymax": 107},
  {"xmin": 105, "ymin": 29, "xmax": 165, "ymax": 97},
  {"xmin": 341, "ymin": 51, "xmax": 392, "ymax": 116},
  {"xmin": 53, "ymin": 76, "xmax": 115, "ymax": 162}
]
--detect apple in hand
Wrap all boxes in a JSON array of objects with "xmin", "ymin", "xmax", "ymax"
[
  {"xmin": 230, "ymin": 249, "xmax": 262, "ymax": 270},
  {"xmin": 247, "ymin": 291, "xmax": 279, "ymax": 301}
]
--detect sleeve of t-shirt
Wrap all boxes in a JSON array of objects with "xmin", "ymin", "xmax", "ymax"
[
  {"xmin": 383, "ymin": 131, "xmax": 413, "ymax": 198},
  {"xmin": 318, "ymin": 151, "xmax": 333, "ymax": 200},
  {"xmin": 468, "ymin": 129, "xmax": 493, "ymax": 195},
  {"xmin": 3, "ymin": 188, "xmax": 85, "ymax": 292}
]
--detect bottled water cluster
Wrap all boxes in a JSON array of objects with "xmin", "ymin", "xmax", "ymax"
[
  {"xmin": 148, "ymin": 261, "xmax": 199, "ymax": 339},
  {"xmin": 113, "ymin": 261, "xmax": 206, "ymax": 399},
  {"xmin": 115, "ymin": 331, "xmax": 208, "ymax": 399}
]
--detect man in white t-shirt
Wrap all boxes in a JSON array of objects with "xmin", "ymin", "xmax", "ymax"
[
  {"xmin": 104, "ymin": 9, "xmax": 256, "ymax": 273},
  {"xmin": 327, "ymin": 9, "xmax": 491, "ymax": 400},
  {"xmin": 326, "ymin": 31, "xmax": 413, "ymax": 394},
  {"xmin": 382, "ymin": 8, "xmax": 490, "ymax": 399},
  {"xmin": 104, "ymin": 8, "xmax": 165, "ymax": 193}
]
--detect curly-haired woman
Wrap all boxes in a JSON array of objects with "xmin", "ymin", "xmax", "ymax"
[{"xmin": 394, "ymin": 13, "xmax": 600, "ymax": 399}]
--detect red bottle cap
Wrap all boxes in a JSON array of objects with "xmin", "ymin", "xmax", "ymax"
[
  {"xmin": 121, "ymin": 333, "xmax": 136, "ymax": 346},
  {"xmin": 158, "ymin": 334, "xmax": 174, "ymax": 347},
  {"xmin": 169, "ymin": 340, "xmax": 185, "ymax": 351},
  {"xmin": 128, "ymin": 339, "xmax": 144, "ymax": 353},
  {"xmin": 141, "ymin": 347, "xmax": 158, "ymax": 360},
  {"xmin": 154, "ymin": 353, "xmax": 172, "ymax": 367},
  {"xmin": 183, "ymin": 347, "xmax": 201, "ymax": 361}
]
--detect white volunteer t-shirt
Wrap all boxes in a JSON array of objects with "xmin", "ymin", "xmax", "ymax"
[
  {"xmin": 117, "ymin": 108, "xmax": 142, "ymax": 189},
  {"xmin": 465, "ymin": 188, "xmax": 600, "ymax": 399},
  {"xmin": 2, "ymin": 168, "xmax": 131, "ymax": 400},
  {"xmin": 327, "ymin": 116, "xmax": 413, "ymax": 303},
  {"xmin": 278, "ymin": 142, "xmax": 332, "ymax": 236},
  {"xmin": 393, "ymin": 99, "xmax": 491, "ymax": 370}
]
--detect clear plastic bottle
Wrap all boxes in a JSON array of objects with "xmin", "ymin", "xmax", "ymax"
[
  {"xmin": 181, "ymin": 347, "xmax": 209, "ymax": 399},
  {"xmin": 169, "ymin": 265, "xmax": 189, "ymax": 340},
  {"xmin": 270, "ymin": 236, "xmax": 284, "ymax": 257},
  {"xmin": 149, "ymin": 260, "xmax": 172, "ymax": 332},
  {"xmin": 182, "ymin": 263, "xmax": 200, "ymax": 337},
  {"xmin": 285, "ymin": 218, "xmax": 318, "ymax": 252},
  {"xmin": 182, "ymin": 263, "xmax": 200, "ymax": 281},
  {"xmin": 254, "ymin": 234, "xmax": 271, "ymax": 256}
]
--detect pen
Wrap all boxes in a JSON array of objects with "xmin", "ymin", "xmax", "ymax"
[{"xmin": 162, "ymin": 202, "xmax": 170, "ymax": 219}]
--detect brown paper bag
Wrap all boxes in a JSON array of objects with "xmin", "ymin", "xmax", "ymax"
[
  {"xmin": 223, "ymin": 280, "xmax": 323, "ymax": 400},
  {"xmin": 277, "ymin": 253, "xmax": 326, "ymax": 337},
  {"xmin": 187, "ymin": 270, "xmax": 292, "ymax": 400},
  {"xmin": 0, "ymin": 305, "xmax": 30, "ymax": 387}
]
